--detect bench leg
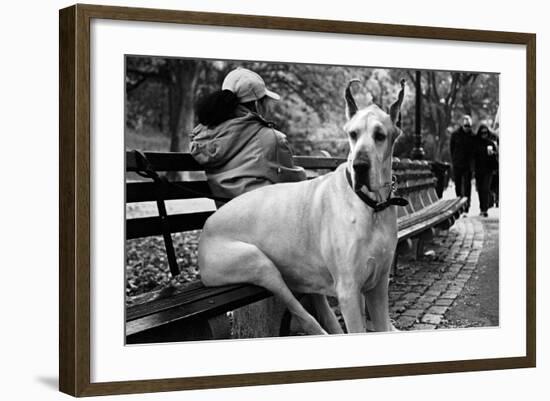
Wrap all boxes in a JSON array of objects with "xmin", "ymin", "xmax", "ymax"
[
  {"xmin": 233, "ymin": 294, "xmax": 343, "ymax": 338},
  {"xmin": 390, "ymin": 253, "xmax": 398, "ymax": 278},
  {"xmin": 232, "ymin": 297, "xmax": 289, "ymax": 339},
  {"xmin": 397, "ymin": 238, "xmax": 417, "ymax": 261},
  {"xmin": 436, "ymin": 218, "xmax": 453, "ymax": 231},
  {"xmin": 208, "ymin": 314, "xmax": 231, "ymax": 339},
  {"xmin": 417, "ymin": 228, "xmax": 435, "ymax": 259}
]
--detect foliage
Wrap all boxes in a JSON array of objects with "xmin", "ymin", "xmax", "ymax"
[
  {"xmin": 126, "ymin": 56, "xmax": 499, "ymax": 163},
  {"xmin": 126, "ymin": 231, "xmax": 201, "ymax": 298}
]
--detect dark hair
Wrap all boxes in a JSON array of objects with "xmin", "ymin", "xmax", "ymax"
[
  {"xmin": 241, "ymin": 101, "xmax": 257, "ymax": 113},
  {"xmin": 477, "ymin": 123, "xmax": 490, "ymax": 136},
  {"xmin": 195, "ymin": 89, "xmax": 240, "ymax": 127}
]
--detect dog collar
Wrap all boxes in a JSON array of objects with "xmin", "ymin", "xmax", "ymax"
[{"xmin": 345, "ymin": 168, "xmax": 409, "ymax": 212}]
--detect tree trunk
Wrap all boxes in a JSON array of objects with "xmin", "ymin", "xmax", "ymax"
[
  {"xmin": 167, "ymin": 60, "xmax": 199, "ymax": 180},
  {"xmin": 437, "ymin": 109, "xmax": 453, "ymax": 161},
  {"xmin": 168, "ymin": 60, "xmax": 199, "ymax": 153},
  {"xmin": 435, "ymin": 105, "xmax": 453, "ymax": 162},
  {"xmin": 461, "ymin": 85, "xmax": 473, "ymax": 117}
]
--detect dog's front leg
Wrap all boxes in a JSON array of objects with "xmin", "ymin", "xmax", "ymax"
[
  {"xmin": 364, "ymin": 271, "xmax": 395, "ymax": 332},
  {"xmin": 337, "ymin": 283, "xmax": 367, "ymax": 333}
]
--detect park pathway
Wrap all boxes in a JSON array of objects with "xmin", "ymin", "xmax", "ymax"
[{"xmin": 388, "ymin": 212, "xmax": 499, "ymax": 330}]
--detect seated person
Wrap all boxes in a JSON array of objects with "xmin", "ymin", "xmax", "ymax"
[{"xmin": 190, "ymin": 68, "xmax": 306, "ymax": 201}]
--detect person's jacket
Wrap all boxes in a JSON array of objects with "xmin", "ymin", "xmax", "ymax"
[
  {"xmin": 450, "ymin": 126, "xmax": 476, "ymax": 168},
  {"xmin": 190, "ymin": 105, "xmax": 307, "ymax": 199},
  {"xmin": 473, "ymin": 134, "xmax": 499, "ymax": 173}
]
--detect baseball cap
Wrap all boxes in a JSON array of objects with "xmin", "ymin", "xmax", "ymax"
[{"xmin": 222, "ymin": 68, "xmax": 280, "ymax": 103}]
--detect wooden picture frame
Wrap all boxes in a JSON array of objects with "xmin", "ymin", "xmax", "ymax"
[{"xmin": 59, "ymin": 3, "xmax": 536, "ymax": 397}]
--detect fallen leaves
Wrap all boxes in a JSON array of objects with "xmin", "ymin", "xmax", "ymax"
[{"xmin": 126, "ymin": 230, "xmax": 201, "ymax": 301}]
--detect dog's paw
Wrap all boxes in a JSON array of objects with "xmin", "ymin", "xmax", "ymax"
[
  {"xmin": 366, "ymin": 320, "xmax": 399, "ymax": 332},
  {"xmin": 390, "ymin": 323, "xmax": 400, "ymax": 332},
  {"xmin": 366, "ymin": 320, "xmax": 375, "ymax": 332}
]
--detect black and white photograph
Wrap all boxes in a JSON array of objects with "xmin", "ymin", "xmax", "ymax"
[
  {"xmin": 2, "ymin": 0, "xmax": 544, "ymax": 398},
  {"xmin": 124, "ymin": 56, "xmax": 500, "ymax": 344}
]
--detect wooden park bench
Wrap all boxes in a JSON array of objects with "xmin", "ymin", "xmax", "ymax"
[{"xmin": 125, "ymin": 151, "xmax": 467, "ymax": 344}]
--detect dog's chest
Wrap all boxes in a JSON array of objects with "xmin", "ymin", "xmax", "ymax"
[
  {"xmin": 348, "ymin": 219, "xmax": 397, "ymax": 291},
  {"xmin": 359, "ymin": 219, "xmax": 396, "ymax": 258},
  {"xmin": 338, "ymin": 211, "xmax": 397, "ymax": 271}
]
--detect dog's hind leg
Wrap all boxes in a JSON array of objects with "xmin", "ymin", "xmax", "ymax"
[
  {"xmin": 200, "ymin": 238, "xmax": 327, "ymax": 336},
  {"xmin": 311, "ymin": 294, "xmax": 344, "ymax": 334}
]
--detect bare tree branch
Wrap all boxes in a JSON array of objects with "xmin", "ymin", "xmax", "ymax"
[{"xmin": 126, "ymin": 68, "xmax": 169, "ymax": 93}]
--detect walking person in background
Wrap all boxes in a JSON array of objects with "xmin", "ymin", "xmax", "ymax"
[
  {"xmin": 190, "ymin": 68, "xmax": 306, "ymax": 202},
  {"xmin": 450, "ymin": 115, "xmax": 476, "ymax": 215},
  {"xmin": 473, "ymin": 123, "xmax": 499, "ymax": 217},
  {"xmin": 488, "ymin": 127, "xmax": 499, "ymax": 208}
]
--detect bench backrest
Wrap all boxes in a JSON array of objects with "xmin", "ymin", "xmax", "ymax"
[
  {"xmin": 126, "ymin": 151, "xmax": 441, "ymax": 275},
  {"xmin": 125, "ymin": 152, "xmax": 345, "ymax": 240},
  {"xmin": 392, "ymin": 158, "xmax": 440, "ymax": 218}
]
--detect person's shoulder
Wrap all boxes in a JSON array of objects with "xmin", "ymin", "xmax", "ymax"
[
  {"xmin": 269, "ymin": 126, "xmax": 287, "ymax": 141},
  {"xmin": 247, "ymin": 113, "xmax": 280, "ymax": 131},
  {"xmin": 255, "ymin": 124, "xmax": 280, "ymax": 146},
  {"xmin": 248, "ymin": 115, "xmax": 284, "ymax": 138}
]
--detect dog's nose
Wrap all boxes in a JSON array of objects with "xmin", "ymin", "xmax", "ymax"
[{"xmin": 353, "ymin": 159, "xmax": 370, "ymax": 174}]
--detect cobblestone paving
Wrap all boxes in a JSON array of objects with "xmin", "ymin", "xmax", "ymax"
[{"xmin": 389, "ymin": 217, "xmax": 486, "ymax": 331}]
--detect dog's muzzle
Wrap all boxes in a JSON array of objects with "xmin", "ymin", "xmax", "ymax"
[{"xmin": 352, "ymin": 159, "xmax": 371, "ymax": 191}]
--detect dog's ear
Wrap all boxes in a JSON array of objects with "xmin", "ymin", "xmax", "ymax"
[
  {"xmin": 345, "ymin": 79, "xmax": 361, "ymax": 120},
  {"xmin": 392, "ymin": 126, "xmax": 403, "ymax": 144},
  {"xmin": 390, "ymin": 79, "xmax": 405, "ymax": 125}
]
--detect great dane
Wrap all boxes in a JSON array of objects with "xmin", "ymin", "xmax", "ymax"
[{"xmin": 198, "ymin": 79, "xmax": 407, "ymax": 335}]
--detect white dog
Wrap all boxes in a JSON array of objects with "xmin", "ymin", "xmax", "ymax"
[{"xmin": 199, "ymin": 79, "xmax": 407, "ymax": 335}]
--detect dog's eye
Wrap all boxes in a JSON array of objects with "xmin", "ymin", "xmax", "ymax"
[
  {"xmin": 374, "ymin": 131, "xmax": 386, "ymax": 142},
  {"xmin": 349, "ymin": 131, "xmax": 358, "ymax": 141}
]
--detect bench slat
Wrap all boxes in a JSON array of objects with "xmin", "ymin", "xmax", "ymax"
[
  {"xmin": 126, "ymin": 151, "xmax": 347, "ymax": 172},
  {"xmin": 126, "ymin": 211, "xmax": 214, "ymax": 239},
  {"xmin": 127, "ymin": 181, "xmax": 212, "ymax": 203},
  {"xmin": 293, "ymin": 156, "xmax": 345, "ymax": 169},
  {"xmin": 126, "ymin": 284, "xmax": 271, "ymax": 337},
  {"xmin": 398, "ymin": 197, "xmax": 467, "ymax": 241},
  {"xmin": 398, "ymin": 199, "xmax": 455, "ymax": 230},
  {"xmin": 127, "ymin": 151, "xmax": 204, "ymax": 172},
  {"xmin": 127, "ymin": 282, "xmax": 251, "ymax": 321},
  {"xmin": 125, "ymin": 172, "xmax": 435, "ymax": 205},
  {"xmin": 395, "ymin": 179, "xmax": 437, "ymax": 195}
]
